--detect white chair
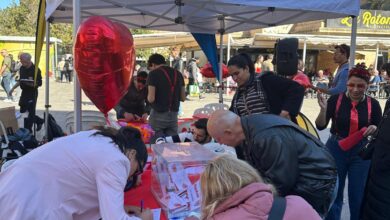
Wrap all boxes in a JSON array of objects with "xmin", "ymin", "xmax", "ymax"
[
  {"xmin": 65, "ymin": 111, "xmax": 107, "ymax": 134},
  {"xmin": 204, "ymin": 103, "xmax": 229, "ymax": 113}
]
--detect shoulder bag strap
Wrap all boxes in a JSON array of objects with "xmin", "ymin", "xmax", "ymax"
[
  {"xmin": 268, "ymin": 196, "xmax": 287, "ymax": 220},
  {"xmin": 159, "ymin": 67, "xmax": 177, "ymax": 111},
  {"xmin": 367, "ymin": 96, "xmax": 372, "ymax": 124}
]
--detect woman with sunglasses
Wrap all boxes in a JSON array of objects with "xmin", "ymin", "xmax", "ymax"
[
  {"xmin": 315, "ymin": 65, "xmax": 382, "ymax": 220},
  {"xmin": 115, "ymin": 71, "xmax": 150, "ymax": 122},
  {"xmin": 0, "ymin": 126, "xmax": 152, "ymax": 220}
]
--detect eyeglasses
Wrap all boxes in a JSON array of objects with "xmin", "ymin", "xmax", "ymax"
[
  {"xmin": 347, "ymin": 83, "xmax": 366, "ymax": 89},
  {"xmin": 124, "ymin": 159, "xmax": 143, "ymax": 192}
]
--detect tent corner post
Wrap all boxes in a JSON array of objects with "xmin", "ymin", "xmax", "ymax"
[
  {"xmin": 73, "ymin": 0, "xmax": 82, "ymax": 132},
  {"xmin": 44, "ymin": 19, "xmax": 51, "ymax": 139},
  {"xmin": 349, "ymin": 15, "xmax": 358, "ymax": 69},
  {"xmin": 218, "ymin": 16, "xmax": 225, "ymax": 104}
]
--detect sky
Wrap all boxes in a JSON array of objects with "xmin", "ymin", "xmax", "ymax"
[{"xmin": 0, "ymin": 0, "xmax": 19, "ymax": 10}]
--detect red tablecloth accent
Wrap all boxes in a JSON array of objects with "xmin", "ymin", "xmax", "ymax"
[{"xmin": 124, "ymin": 168, "xmax": 167, "ymax": 220}]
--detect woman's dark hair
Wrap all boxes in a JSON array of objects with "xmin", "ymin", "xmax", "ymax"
[
  {"xmin": 93, "ymin": 126, "xmax": 148, "ymax": 166},
  {"xmin": 227, "ymin": 53, "xmax": 255, "ymax": 75},
  {"xmin": 348, "ymin": 63, "xmax": 370, "ymax": 83},
  {"xmin": 335, "ymin": 44, "xmax": 350, "ymax": 59},
  {"xmin": 194, "ymin": 118, "xmax": 209, "ymax": 136}
]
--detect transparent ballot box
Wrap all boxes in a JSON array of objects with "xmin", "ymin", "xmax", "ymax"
[{"xmin": 151, "ymin": 142, "xmax": 217, "ymax": 219}]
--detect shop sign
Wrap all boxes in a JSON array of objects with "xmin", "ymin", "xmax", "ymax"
[{"xmin": 326, "ymin": 10, "xmax": 390, "ymax": 29}]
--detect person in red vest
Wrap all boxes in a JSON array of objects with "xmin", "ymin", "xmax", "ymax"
[{"xmin": 315, "ymin": 65, "xmax": 382, "ymax": 220}]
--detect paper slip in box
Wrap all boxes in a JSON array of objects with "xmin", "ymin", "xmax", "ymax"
[{"xmin": 0, "ymin": 106, "xmax": 18, "ymax": 136}]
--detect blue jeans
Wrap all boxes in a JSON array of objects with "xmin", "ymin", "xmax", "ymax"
[
  {"xmin": 325, "ymin": 135, "xmax": 370, "ymax": 220},
  {"xmin": 1, "ymin": 72, "xmax": 13, "ymax": 99}
]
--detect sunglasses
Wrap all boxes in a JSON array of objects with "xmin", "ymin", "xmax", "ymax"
[{"xmin": 347, "ymin": 83, "xmax": 366, "ymax": 89}]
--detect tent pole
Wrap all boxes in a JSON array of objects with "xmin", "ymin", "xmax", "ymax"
[
  {"xmin": 218, "ymin": 16, "xmax": 225, "ymax": 104},
  {"xmin": 219, "ymin": 33, "xmax": 224, "ymax": 103},
  {"xmin": 349, "ymin": 15, "xmax": 358, "ymax": 68},
  {"xmin": 226, "ymin": 34, "xmax": 231, "ymax": 95},
  {"xmin": 302, "ymin": 39, "xmax": 307, "ymax": 71},
  {"xmin": 73, "ymin": 0, "xmax": 82, "ymax": 132},
  {"xmin": 44, "ymin": 20, "xmax": 51, "ymax": 138},
  {"xmin": 54, "ymin": 40, "xmax": 58, "ymax": 79},
  {"xmin": 374, "ymin": 43, "xmax": 379, "ymax": 70}
]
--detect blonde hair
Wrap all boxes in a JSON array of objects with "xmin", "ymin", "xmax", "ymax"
[{"xmin": 200, "ymin": 155, "xmax": 272, "ymax": 219}]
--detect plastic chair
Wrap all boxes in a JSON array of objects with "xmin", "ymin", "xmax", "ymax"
[
  {"xmin": 203, "ymin": 103, "xmax": 229, "ymax": 112},
  {"xmin": 65, "ymin": 111, "xmax": 107, "ymax": 134},
  {"xmin": 192, "ymin": 108, "xmax": 213, "ymax": 119}
]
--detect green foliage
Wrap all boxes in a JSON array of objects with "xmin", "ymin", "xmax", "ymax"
[
  {"xmin": 361, "ymin": 0, "xmax": 390, "ymax": 9},
  {"xmin": 0, "ymin": 2, "xmax": 169, "ymax": 57},
  {"xmin": 0, "ymin": 0, "xmax": 73, "ymax": 53}
]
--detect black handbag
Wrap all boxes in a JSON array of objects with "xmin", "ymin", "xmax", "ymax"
[{"xmin": 359, "ymin": 108, "xmax": 390, "ymax": 160}]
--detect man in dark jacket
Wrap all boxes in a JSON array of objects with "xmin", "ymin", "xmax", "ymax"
[
  {"xmin": 9, "ymin": 53, "xmax": 44, "ymax": 132},
  {"xmin": 207, "ymin": 110, "xmax": 338, "ymax": 217}
]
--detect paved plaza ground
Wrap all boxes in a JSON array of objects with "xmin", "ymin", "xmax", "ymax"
[{"xmin": 0, "ymin": 77, "xmax": 388, "ymax": 219}]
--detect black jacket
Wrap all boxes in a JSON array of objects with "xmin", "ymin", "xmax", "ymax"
[
  {"xmin": 239, "ymin": 114, "xmax": 337, "ymax": 216},
  {"xmin": 115, "ymin": 82, "xmax": 149, "ymax": 118},
  {"xmin": 361, "ymin": 103, "xmax": 390, "ymax": 220},
  {"xmin": 230, "ymin": 72, "xmax": 305, "ymax": 121}
]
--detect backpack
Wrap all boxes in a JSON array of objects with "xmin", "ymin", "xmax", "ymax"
[
  {"xmin": 45, "ymin": 113, "xmax": 65, "ymax": 141},
  {"xmin": 360, "ymin": 106, "xmax": 390, "ymax": 160}
]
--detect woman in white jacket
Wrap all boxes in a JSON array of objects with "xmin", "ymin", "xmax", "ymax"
[{"xmin": 0, "ymin": 126, "xmax": 152, "ymax": 220}]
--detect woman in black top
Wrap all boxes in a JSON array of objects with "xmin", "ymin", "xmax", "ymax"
[
  {"xmin": 315, "ymin": 66, "xmax": 382, "ymax": 220},
  {"xmin": 228, "ymin": 53, "xmax": 305, "ymax": 122}
]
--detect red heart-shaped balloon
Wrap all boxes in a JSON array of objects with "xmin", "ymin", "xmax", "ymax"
[
  {"xmin": 200, "ymin": 63, "xmax": 229, "ymax": 78},
  {"xmin": 74, "ymin": 16, "xmax": 135, "ymax": 115}
]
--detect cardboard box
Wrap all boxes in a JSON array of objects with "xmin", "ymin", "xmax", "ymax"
[{"xmin": 0, "ymin": 106, "xmax": 18, "ymax": 136}]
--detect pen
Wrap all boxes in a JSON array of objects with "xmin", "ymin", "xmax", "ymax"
[{"xmin": 140, "ymin": 200, "xmax": 144, "ymax": 213}]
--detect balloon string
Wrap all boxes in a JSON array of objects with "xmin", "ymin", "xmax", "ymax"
[{"xmin": 105, "ymin": 114, "xmax": 111, "ymax": 126}]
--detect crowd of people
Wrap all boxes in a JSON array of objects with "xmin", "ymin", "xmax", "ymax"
[{"xmin": 0, "ymin": 43, "xmax": 390, "ymax": 220}]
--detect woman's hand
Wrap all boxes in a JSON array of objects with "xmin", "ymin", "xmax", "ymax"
[
  {"xmin": 125, "ymin": 205, "xmax": 152, "ymax": 220},
  {"xmin": 124, "ymin": 112, "xmax": 135, "ymax": 122},
  {"xmin": 136, "ymin": 209, "xmax": 153, "ymax": 220},
  {"xmin": 279, "ymin": 110, "xmax": 291, "ymax": 120},
  {"xmin": 125, "ymin": 205, "xmax": 141, "ymax": 215},
  {"xmin": 363, "ymin": 125, "xmax": 377, "ymax": 137},
  {"xmin": 317, "ymin": 93, "xmax": 327, "ymax": 110},
  {"xmin": 141, "ymin": 113, "xmax": 148, "ymax": 122}
]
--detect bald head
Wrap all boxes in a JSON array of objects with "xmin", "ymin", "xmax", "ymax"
[{"xmin": 207, "ymin": 110, "xmax": 245, "ymax": 146}]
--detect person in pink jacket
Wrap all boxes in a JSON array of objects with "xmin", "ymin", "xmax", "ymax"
[{"xmin": 200, "ymin": 155, "xmax": 321, "ymax": 220}]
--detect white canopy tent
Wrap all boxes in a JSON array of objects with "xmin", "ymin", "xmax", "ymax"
[{"xmin": 44, "ymin": 0, "xmax": 360, "ymax": 132}]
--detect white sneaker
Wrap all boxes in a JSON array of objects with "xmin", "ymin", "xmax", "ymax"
[{"xmin": 3, "ymin": 99, "xmax": 12, "ymax": 103}]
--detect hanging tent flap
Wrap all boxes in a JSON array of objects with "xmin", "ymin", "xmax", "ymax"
[
  {"xmin": 192, "ymin": 33, "xmax": 220, "ymax": 81},
  {"xmin": 35, "ymin": 0, "xmax": 46, "ymax": 86}
]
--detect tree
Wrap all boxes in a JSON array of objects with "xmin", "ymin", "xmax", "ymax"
[{"xmin": 0, "ymin": 1, "xmax": 168, "ymax": 58}]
